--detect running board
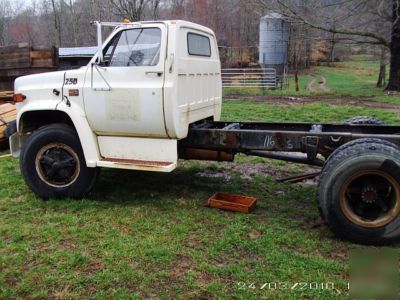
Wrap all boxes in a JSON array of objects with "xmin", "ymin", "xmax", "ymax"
[{"xmin": 97, "ymin": 158, "xmax": 177, "ymax": 172}]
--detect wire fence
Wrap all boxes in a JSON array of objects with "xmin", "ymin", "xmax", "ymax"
[{"xmin": 221, "ymin": 68, "xmax": 277, "ymax": 89}]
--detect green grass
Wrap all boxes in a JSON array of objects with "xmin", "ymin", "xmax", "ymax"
[
  {"xmin": 1, "ymin": 99, "xmax": 399, "ymax": 298},
  {"xmin": 224, "ymin": 60, "xmax": 400, "ymax": 105},
  {"xmin": 221, "ymin": 101, "xmax": 400, "ymax": 124}
]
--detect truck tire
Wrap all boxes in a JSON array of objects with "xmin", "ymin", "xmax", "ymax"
[
  {"xmin": 343, "ymin": 116, "xmax": 385, "ymax": 125},
  {"xmin": 317, "ymin": 138, "xmax": 400, "ymax": 245},
  {"xmin": 20, "ymin": 124, "xmax": 99, "ymax": 199},
  {"xmin": 5, "ymin": 120, "xmax": 17, "ymax": 138}
]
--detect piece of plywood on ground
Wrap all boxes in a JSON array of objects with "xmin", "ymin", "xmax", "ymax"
[{"xmin": 0, "ymin": 103, "xmax": 16, "ymax": 148}]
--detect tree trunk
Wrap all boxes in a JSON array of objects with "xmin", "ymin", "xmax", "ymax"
[
  {"xmin": 51, "ymin": 0, "xmax": 61, "ymax": 47},
  {"xmin": 377, "ymin": 65, "xmax": 386, "ymax": 88},
  {"xmin": 152, "ymin": 0, "xmax": 160, "ymax": 19},
  {"xmin": 329, "ymin": 32, "xmax": 336, "ymax": 66},
  {"xmin": 386, "ymin": 0, "xmax": 400, "ymax": 91},
  {"xmin": 305, "ymin": 27, "xmax": 311, "ymax": 68},
  {"xmin": 377, "ymin": 47, "xmax": 386, "ymax": 88}
]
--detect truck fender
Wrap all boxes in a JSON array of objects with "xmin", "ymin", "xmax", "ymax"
[{"xmin": 16, "ymin": 101, "xmax": 100, "ymax": 168}]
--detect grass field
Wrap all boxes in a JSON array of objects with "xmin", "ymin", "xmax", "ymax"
[
  {"xmin": 1, "ymin": 61, "xmax": 400, "ymax": 299},
  {"xmin": 224, "ymin": 58, "xmax": 400, "ymax": 105}
]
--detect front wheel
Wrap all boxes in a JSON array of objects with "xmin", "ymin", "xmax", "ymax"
[
  {"xmin": 20, "ymin": 124, "xmax": 98, "ymax": 199},
  {"xmin": 317, "ymin": 138, "xmax": 400, "ymax": 245}
]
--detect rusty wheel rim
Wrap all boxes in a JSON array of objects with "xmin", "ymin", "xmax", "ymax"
[
  {"xmin": 35, "ymin": 143, "xmax": 80, "ymax": 188},
  {"xmin": 339, "ymin": 170, "xmax": 400, "ymax": 228}
]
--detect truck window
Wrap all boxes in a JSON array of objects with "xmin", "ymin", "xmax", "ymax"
[
  {"xmin": 107, "ymin": 28, "xmax": 161, "ymax": 67},
  {"xmin": 187, "ymin": 33, "xmax": 211, "ymax": 57}
]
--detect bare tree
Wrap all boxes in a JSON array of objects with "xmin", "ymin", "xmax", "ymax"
[
  {"xmin": 64, "ymin": 0, "xmax": 81, "ymax": 47},
  {"xmin": 109, "ymin": 0, "xmax": 149, "ymax": 21},
  {"xmin": 150, "ymin": 0, "xmax": 160, "ymax": 19},
  {"xmin": 258, "ymin": 0, "xmax": 399, "ymax": 90},
  {"xmin": 50, "ymin": 0, "xmax": 62, "ymax": 46},
  {"xmin": 0, "ymin": 0, "xmax": 11, "ymax": 46}
]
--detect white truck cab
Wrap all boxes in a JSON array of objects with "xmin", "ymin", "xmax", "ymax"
[{"xmin": 10, "ymin": 20, "xmax": 222, "ymax": 198}]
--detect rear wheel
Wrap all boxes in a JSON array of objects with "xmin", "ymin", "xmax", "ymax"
[
  {"xmin": 317, "ymin": 138, "xmax": 400, "ymax": 245},
  {"xmin": 20, "ymin": 124, "xmax": 98, "ymax": 199}
]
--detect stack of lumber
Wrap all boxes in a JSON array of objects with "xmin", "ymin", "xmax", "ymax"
[
  {"xmin": 0, "ymin": 43, "xmax": 58, "ymax": 69},
  {"xmin": 0, "ymin": 91, "xmax": 13, "ymax": 104},
  {"xmin": 0, "ymin": 103, "xmax": 16, "ymax": 148},
  {"xmin": 0, "ymin": 43, "xmax": 58, "ymax": 91}
]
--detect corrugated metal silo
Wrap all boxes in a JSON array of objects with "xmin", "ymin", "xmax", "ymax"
[{"xmin": 259, "ymin": 12, "xmax": 289, "ymax": 79}]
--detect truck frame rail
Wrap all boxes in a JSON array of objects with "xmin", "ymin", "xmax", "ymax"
[{"xmin": 179, "ymin": 120, "xmax": 400, "ymax": 163}]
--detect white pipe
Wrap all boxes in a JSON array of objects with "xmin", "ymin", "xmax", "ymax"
[{"xmin": 96, "ymin": 21, "xmax": 103, "ymax": 63}]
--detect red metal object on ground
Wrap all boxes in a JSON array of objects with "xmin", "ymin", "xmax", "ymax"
[{"xmin": 205, "ymin": 193, "xmax": 257, "ymax": 213}]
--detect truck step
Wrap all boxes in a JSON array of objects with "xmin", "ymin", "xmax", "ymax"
[{"xmin": 97, "ymin": 158, "xmax": 177, "ymax": 173}]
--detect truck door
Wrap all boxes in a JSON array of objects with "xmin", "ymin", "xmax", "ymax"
[{"xmin": 83, "ymin": 24, "xmax": 168, "ymax": 137}]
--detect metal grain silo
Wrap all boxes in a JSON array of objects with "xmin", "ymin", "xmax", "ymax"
[{"xmin": 259, "ymin": 12, "xmax": 289, "ymax": 79}]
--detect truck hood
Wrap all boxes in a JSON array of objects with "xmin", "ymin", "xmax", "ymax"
[{"xmin": 14, "ymin": 71, "xmax": 65, "ymax": 103}]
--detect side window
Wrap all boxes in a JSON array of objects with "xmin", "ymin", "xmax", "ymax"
[
  {"xmin": 107, "ymin": 28, "xmax": 161, "ymax": 67},
  {"xmin": 187, "ymin": 33, "xmax": 211, "ymax": 57}
]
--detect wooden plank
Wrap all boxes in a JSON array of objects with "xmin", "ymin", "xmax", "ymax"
[
  {"xmin": 0, "ymin": 51, "xmax": 30, "ymax": 61},
  {"xmin": 31, "ymin": 58, "xmax": 55, "ymax": 68},
  {"xmin": 30, "ymin": 50, "xmax": 54, "ymax": 59},
  {"xmin": 0, "ymin": 103, "xmax": 15, "ymax": 114},
  {"xmin": 0, "ymin": 47, "xmax": 30, "ymax": 55},
  {"xmin": 0, "ymin": 91, "xmax": 14, "ymax": 104},
  {"xmin": 0, "ymin": 103, "xmax": 16, "ymax": 141},
  {"xmin": 1, "ymin": 112, "xmax": 17, "ymax": 123},
  {"xmin": 0, "ymin": 58, "xmax": 31, "ymax": 69}
]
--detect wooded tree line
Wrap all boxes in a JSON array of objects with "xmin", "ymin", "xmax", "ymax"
[
  {"xmin": 0, "ymin": 0, "xmax": 398, "ymax": 90},
  {"xmin": 0, "ymin": 0, "xmax": 262, "ymax": 49}
]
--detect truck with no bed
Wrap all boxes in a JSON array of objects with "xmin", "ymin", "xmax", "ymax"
[{"xmin": 9, "ymin": 20, "xmax": 400, "ymax": 245}]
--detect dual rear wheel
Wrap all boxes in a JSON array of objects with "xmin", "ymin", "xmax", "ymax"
[{"xmin": 317, "ymin": 138, "xmax": 400, "ymax": 245}]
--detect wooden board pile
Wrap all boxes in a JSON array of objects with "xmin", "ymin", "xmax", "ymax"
[
  {"xmin": 0, "ymin": 43, "xmax": 58, "ymax": 90},
  {"xmin": 0, "ymin": 43, "xmax": 57, "ymax": 69},
  {"xmin": 0, "ymin": 103, "xmax": 16, "ymax": 148},
  {"xmin": 0, "ymin": 91, "xmax": 13, "ymax": 104}
]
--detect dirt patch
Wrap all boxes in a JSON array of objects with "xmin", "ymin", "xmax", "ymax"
[
  {"xmin": 196, "ymin": 162, "xmax": 283, "ymax": 182},
  {"xmin": 195, "ymin": 161, "xmax": 319, "ymax": 185},
  {"xmin": 328, "ymin": 248, "xmax": 348, "ymax": 262},
  {"xmin": 169, "ymin": 254, "xmax": 193, "ymax": 281},
  {"xmin": 307, "ymin": 75, "xmax": 330, "ymax": 93},
  {"xmin": 224, "ymin": 95, "xmax": 400, "ymax": 111},
  {"xmin": 58, "ymin": 240, "xmax": 76, "ymax": 250}
]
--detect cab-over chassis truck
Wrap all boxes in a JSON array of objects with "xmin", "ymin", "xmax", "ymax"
[{"xmin": 9, "ymin": 21, "xmax": 400, "ymax": 245}]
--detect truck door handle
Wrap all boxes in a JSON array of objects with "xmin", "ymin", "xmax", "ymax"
[{"xmin": 146, "ymin": 71, "xmax": 164, "ymax": 77}]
